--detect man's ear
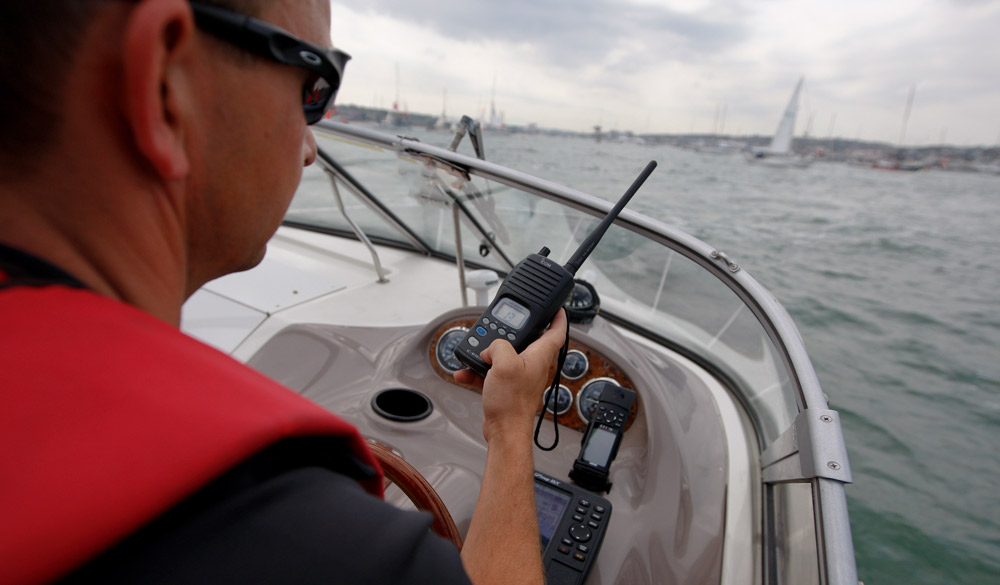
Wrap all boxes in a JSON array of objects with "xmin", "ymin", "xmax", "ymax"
[{"xmin": 121, "ymin": 0, "xmax": 196, "ymax": 180}]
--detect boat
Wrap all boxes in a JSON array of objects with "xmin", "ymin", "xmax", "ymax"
[
  {"xmin": 695, "ymin": 139, "xmax": 744, "ymax": 155},
  {"xmin": 872, "ymin": 153, "xmax": 934, "ymax": 171},
  {"xmin": 181, "ymin": 120, "xmax": 857, "ymax": 585},
  {"xmin": 747, "ymin": 78, "xmax": 813, "ymax": 168}
]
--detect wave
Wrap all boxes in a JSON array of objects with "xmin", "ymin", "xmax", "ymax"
[{"xmin": 848, "ymin": 499, "xmax": 1000, "ymax": 585}]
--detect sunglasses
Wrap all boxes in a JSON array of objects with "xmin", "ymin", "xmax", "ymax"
[{"xmin": 189, "ymin": 2, "xmax": 350, "ymax": 125}]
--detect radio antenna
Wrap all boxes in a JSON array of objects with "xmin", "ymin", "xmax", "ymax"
[{"xmin": 563, "ymin": 160, "xmax": 657, "ymax": 275}]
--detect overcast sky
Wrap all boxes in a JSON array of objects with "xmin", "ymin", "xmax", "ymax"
[{"xmin": 328, "ymin": 0, "xmax": 1000, "ymax": 146}]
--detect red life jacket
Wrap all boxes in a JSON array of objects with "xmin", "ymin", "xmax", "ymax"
[{"xmin": 0, "ymin": 279, "xmax": 384, "ymax": 585}]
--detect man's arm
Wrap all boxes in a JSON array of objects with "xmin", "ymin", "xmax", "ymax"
[{"xmin": 454, "ymin": 310, "xmax": 568, "ymax": 585}]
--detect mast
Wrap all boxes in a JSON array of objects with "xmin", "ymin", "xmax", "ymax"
[
  {"xmin": 489, "ymin": 73, "xmax": 497, "ymax": 129},
  {"xmin": 898, "ymin": 84, "xmax": 916, "ymax": 146}
]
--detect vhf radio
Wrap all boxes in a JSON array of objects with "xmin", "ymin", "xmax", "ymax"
[
  {"xmin": 453, "ymin": 161, "xmax": 657, "ymax": 376},
  {"xmin": 569, "ymin": 382, "xmax": 637, "ymax": 493}
]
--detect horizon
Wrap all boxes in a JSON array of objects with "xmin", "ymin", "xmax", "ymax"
[
  {"xmin": 328, "ymin": 0, "xmax": 1000, "ymax": 148},
  {"xmin": 334, "ymin": 102, "xmax": 1000, "ymax": 151}
]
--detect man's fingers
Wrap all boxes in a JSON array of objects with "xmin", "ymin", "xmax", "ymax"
[
  {"xmin": 454, "ymin": 368, "xmax": 485, "ymax": 387},
  {"xmin": 522, "ymin": 309, "xmax": 568, "ymax": 361},
  {"xmin": 463, "ymin": 310, "xmax": 568, "ymax": 386},
  {"xmin": 484, "ymin": 339, "xmax": 520, "ymax": 379}
]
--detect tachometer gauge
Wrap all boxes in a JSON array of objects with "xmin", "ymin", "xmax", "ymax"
[
  {"xmin": 564, "ymin": 280, "xmax": 599, "ymax": 324},
  {"xmin": 577, "ymin": 377, "xmax": 621, "ymax": 422},
  {"xmin": 561, "ymin": 350, "xmax": 589, "ymax": 380},
  {"xmin": 541, "ymin": 384, "xmax": 573, "ymax": 415},
  {"xmin": 435, "ymin": 327, "xmax": 469, "ymax": 373}
]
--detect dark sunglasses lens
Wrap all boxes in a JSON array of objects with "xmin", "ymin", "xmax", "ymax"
[{"xmin": 303, "ymin": 76, "xmax": 335, "ymax": 124}]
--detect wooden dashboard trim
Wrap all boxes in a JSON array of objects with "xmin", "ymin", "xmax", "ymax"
[{"xmin": 429, "ymin": 319, "xmax": 638, "ymax": 432}]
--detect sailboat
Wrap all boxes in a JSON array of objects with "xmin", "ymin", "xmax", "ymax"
[
  {"xmin": 747, "ymin": 77, "xmax": 812, "ymax": 168},
  {"xmin": 872, "ymin": 85, "xmax": 933, "ymax": 171},
  {"xmin": 431, "ymin": 89, "xmax": 452, "ymax": 131},
  {"xmin": 380, "ymin": 63, "xmax": 408, "ymax": 128}
]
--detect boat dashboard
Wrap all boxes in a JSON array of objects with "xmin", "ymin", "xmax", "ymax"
[{"xmin": 240, "ymin": 304, "xmax": 743, "ymax": 585}]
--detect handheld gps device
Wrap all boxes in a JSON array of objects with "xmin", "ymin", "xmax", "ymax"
[
  {"xmin": 569, "ymin": 382, "xmax": 636, "ymax": 493},
  {"xmin": 535, "ymin": 470, "xmax": 612, "ymax": 585}
]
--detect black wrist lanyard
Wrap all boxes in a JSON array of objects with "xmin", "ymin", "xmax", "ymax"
[{"xmin": 533, "ymin": 323, "xmax": 571, "ymax": 451}]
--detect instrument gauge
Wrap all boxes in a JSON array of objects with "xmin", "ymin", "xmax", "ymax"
[
  {"xmin": 435, "ymin": 327, "xmax": 469, "ymax": 373},
  {"xmin": 564, "ymin": 280, "xmax": 600, "ymax": 324},
  {"xmin": 561, "ymin": 350, "xmax": 589, "ymax": 380},
  {"xmin": 577, "ymin": 377, "xmax": 621, "ymax": 422},
  {"xmin": 542, "ymin": 384, "xmax": 573, "ymax": 415}
]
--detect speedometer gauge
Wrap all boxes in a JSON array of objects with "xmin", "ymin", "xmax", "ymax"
[
  {"xmin": 435, "ymin": 327, "xmax": 469, "ymax": 373},
  {"xmin": 577, "ymin": 377, "xmax": 621, "ymax": 422}
]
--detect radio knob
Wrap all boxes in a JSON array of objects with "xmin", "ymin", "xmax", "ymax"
[{"xmin": 569, "ymin": 523, "xmax": 592, "ymax": 543}]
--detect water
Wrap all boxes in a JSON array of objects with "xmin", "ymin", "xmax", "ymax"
[{"xmin": 383, "ymin": 128, "xmax": 1000, "ymax": 584}]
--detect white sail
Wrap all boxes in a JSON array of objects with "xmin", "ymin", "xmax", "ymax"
[
  {"xmin": 746, "ymin": 76, "xmax": 811, "ymax": 167},
  {"xmin": 768, "ymin": 77, "xmax": 803, "ymax": 154}
]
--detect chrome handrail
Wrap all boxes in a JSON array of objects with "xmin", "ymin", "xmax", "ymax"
[{"xmin": 316, "ymin": 156, "xmax": 388, "ymax": 283}]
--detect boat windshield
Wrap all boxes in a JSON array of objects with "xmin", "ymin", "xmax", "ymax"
[
  {"xmin": 287, "ymin": 123, "xmax": 807, "ymax": 449},
  {"xmin": 280, "ymin": 122, "xmax": 856, "ymax": 585}
]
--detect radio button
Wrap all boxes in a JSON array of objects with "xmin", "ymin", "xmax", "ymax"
[
  {"xmin": 468, "ymin": 337, "xmax": 480, "ymax": 348},
  {"xmin": 476, "ymin": 326, "xmax": 487, "ymax": 336}
]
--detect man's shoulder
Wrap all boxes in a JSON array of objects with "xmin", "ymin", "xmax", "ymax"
[
  {"xmin": 1, "ymin": 282, "xmax": 276, "ymax": 393},
  {"xmin": 0, "ymin": 284, "xmax": 385, "ymax": 584}
]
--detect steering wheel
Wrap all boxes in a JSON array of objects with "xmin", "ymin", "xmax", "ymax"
[{"xmin": 366, "ymin": 440, "xmax": 464, "ymax": 550}]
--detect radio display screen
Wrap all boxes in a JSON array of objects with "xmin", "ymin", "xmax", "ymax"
[
  {"xmin": 491, "ymin": 297, "xmax": 530, "ymax": 329},
  {"xmin": 535, "ymin": 482, "xmax": 572, "ymax": 549}
]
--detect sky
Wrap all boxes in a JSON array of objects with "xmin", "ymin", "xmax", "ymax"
[{"xmin": 327, "ymin": 0, "xmax": 1000, "ymax": 146}]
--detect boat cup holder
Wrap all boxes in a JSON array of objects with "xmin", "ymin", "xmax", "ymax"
[{"xmin": 371, "ymin": 388, "xmax": 434, "ymax": 422}]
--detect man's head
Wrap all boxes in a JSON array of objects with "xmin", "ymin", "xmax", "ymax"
[
  {"xmin": 0, "ymin": 1, "xmax": 265, "ymax": 181},
  {"xmin": 163, "ymin": 0, "xmax": 340, "ymax": 287},
  {"xmin": 0, "ymin": 0, "xmax": 337, "ymax": 321},
  {"xmin": 0, "ymin": 2, "xmax": 95, "ymax": 181}
]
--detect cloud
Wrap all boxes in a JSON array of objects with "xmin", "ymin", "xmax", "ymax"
[
  {"xmin": 329, "ymin": 0, "xmax": 1000, "ymax": 144},
  {"xmin": 349, "ymin": 0, "xmax": 752, "ymax": 70}
]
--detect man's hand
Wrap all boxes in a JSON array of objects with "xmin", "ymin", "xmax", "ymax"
[
  {"xmin": 454, "ymin": 309, "xmax": 568, "ymax": 443},
  {"xmin": 456, "ymin": 309, "xmax": 568, "ymax": 585}
]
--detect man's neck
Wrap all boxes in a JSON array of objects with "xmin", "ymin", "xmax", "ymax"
[{"xmin": 0, "ymin": 175, "xmax": 189, "ymax": 326}]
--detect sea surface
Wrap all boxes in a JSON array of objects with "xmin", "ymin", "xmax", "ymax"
[{"xmin": 376, "ymin": 127, "xmax": 1000, "ymax": 585}]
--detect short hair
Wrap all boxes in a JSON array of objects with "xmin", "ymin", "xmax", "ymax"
[{"xmin": 0, "ymin": 0, "xmax": 264, "ymax": 181}]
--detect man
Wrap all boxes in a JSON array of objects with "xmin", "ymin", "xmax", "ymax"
[{"xmin": 0, "ymin": 1, "xmax": 565, "ymax": 583}]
